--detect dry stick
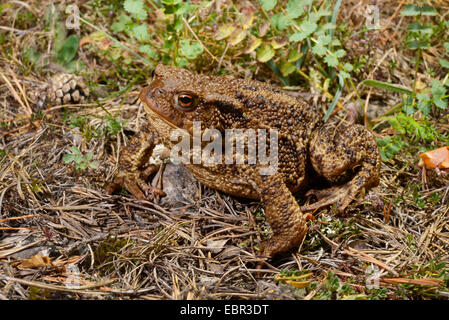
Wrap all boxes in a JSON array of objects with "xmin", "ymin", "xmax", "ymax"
[
  {"xmin": 0, "ymin": 72, "xmax": 31, "ymax": 116},
  {"xmin": 9, "ymin": 69, "xmax": 33, "ymax": 115},
  {"xmin": 182, "ymin": 17, "xmax": 219, "ymax": 64},
  {"xmin": 0, "ymin": 273, "xmax": 115, "ymax": 294}
]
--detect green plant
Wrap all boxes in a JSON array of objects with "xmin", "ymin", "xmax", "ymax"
[
  {"xmin": 24, "ymin": 5, "xmax": 84, "ymax": 73},
  {"xmin": 63, "ymin": 146, "xmax": 99, "ymax": 171},
  {"xmin": 109, "ymin": 0, "xmax": 202, "ymax": 67},
  {"xmin": 368, "ymin": 4, "xmax": 449, "ymax": 161}
]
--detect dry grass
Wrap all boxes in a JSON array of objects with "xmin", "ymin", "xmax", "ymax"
[{"xmin": 0, "ymin": 0, "xmax": 448, "ymax": 300}]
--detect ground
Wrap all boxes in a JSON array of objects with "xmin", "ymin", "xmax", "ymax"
[{"xmin": 0, "ymin": 0, "xmax": 448, "ymax": 300}]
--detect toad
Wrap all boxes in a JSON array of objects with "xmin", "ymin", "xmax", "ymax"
[{"xmin": 107, "ymin": 64, "xmax": 380, "ymax": 258}]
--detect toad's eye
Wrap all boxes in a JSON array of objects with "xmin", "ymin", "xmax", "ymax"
[{"xmin": 175, "ymin": 93, "xmax": 197, "ymax": 111}]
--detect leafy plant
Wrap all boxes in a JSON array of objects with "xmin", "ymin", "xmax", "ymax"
[
  {"xmin": 110, "ymin": 0, "xmax": 202, "ymax": 67},
  {"xmin": 368, "ymin": 4, "xmax": 449, "ymax": 161},
  {"xmin": 63, "ymin": 146, "xmax": 99, "ymax": 171},
  {"xmin": 24, "ymin": 5, "xmax": 83, "ymax": 73}
]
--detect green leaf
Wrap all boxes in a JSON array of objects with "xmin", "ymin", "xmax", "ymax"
[
  {"xmin": 417, "ymin": 93, "xmax": 431, "ymax": 115},
  {"xmin": 175, "ymin": 56, "xmax": 189, "ymax": 68},
  {"xmin": 407, "ymin": 40, "xmax": 430, "ymax": 50},
  {"xmin": 23, "ymin": 48, "xmax": 41, "ymax": 65},
  {"xmin": 260, "ymin": 0, "xmax": 277, "ymax": 11},
  {"xmin": 360, "ymin": 80, "xmax": 413, "ymax": 95},
  {"xmin": 290, "ymin": 21, "xmax": 316, "ymax": 42},
  {"xmin": 286, "ymin": 0, "xmax": 304, "ymax": 19},
  {"xmin": 401, "ymin": 4, "xmax": 436, "ymax": 16},
  {"xmin": 343, "ymin": 63, "xmax": 353, "ymax": 72},
  {"xmin": 132, "ymin": 23, "xmax": 150, "ymax": 42},
  {"xmin": 280, "ymin": 61, "xmax": 295, "ymax": 77},
  {"xmin": 400, "ymin": 4, "xmax": 420, "ymax": 16},
  {"xmin": 300, "ymin": 20, "xmax": 317, "ymax": 35},
  {"xmin": 270, "ymin": 13, "xmax": 290, "ymax": 30},
  {"xmin": 139, "ymin": 45, "xmax": 158, "ymax": 59},
  {"xmin": 111, "ymin": 14, "xmax": 132, "ymax": 33},
  {"xmin": 124, "ymin": 0, "xmax": 147, "ymax": 20},
  {"xmin": 179, "ymin": 40, "xmax": 203, "ymax": 59},
  {"xmin": 289, "ymin": 31, "xmax": 307, "ymax": 42},
  {"xmin": 377, "ymin": 136, "xmax": 405, "ymax": 161},
  {"xmin": 70, "ymin": 146, "xmax": 80, "ymax": 154},
  {"xmin": 431, "ymin": 80, "xmax": 447, "ymax": 110},
  {"xmin": 419, "ymin": 5, "xmax": 437, "ymax": 16},
  {"xmin": 63, "ymin": 154, "xmax": 74, "ymax": 163},
  {"xmin": 89, "ymin": 161, "xmax": 99, "ymax": 169},
  {"xmin": 65, "ymin": 60, "xmax": 85, "ymax": 73},
  {"xmin": 440, "ymin": 59, "xmax": 449, "ymax": 69},
  {"xmin": 444, "ymin": 42, "xmax": 449, "ymax": 52},
  {"xmin": 257, "ymin": 44, "xmax": 275, "ymax": 62},
  {"xmin": 175, "ymin": 3, "xmax": 196, "ymax": 15},
  {"xmin": 318, "ymin": 35, "xmax": 332, "ymax": 46},
  {"xmin": 339, "ymin": 71, "xmax": 350, "ymax": 79},
  {"xmin": 312, "ymin": 43, "xmax": 326, "ymax": 56},
  {"xmin": 161, "ymin": 0, "xmax": 182, "ymax": 5},
  {"xmin": 324, "ymin": 54, "xmax": 338, "ymax": 67},
  {"xmin": 287, "ymin": 49, "xmax": 302, "ymax": 62},
  {"xmin": 58, "ymin": 35, "xmax": 78, "ymax": 65},
  {"xmin": 334, "ymin": 49, "xmax": 346, "ymax": 58}
]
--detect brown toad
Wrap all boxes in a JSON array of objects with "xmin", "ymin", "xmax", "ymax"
[{"xmin": 107, "ymin": 64, "xmax": 380, "ymax": 258}]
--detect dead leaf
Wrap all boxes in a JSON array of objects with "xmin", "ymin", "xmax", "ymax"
[
  {"xmin": 382, "ymin": 277, "xmax": 443, "ymax": 287},
  {"xmin": 418, "ymin": 146, "xmax": 449, "ymax": 170},
  {"xmin": 206, "ymin": 239, "xmax": 228, "ymax": 254},
  {"xmin": 215, "ymin": 24, "xmax": 236, "ymax": 41},
  {"xmin": 228, "ymin": 29, "xmax": 247, "ymax": 46},
  {"xmin": 80, "ymin": 31, "xmax": 111, "ymax": 50},
  {"xmin": 241, "ymin": 7, "xmax": 254, "ymax": 30},
  {"xmin": 18, "ymin": 252, "xmax": 52, "ymax": 269}
]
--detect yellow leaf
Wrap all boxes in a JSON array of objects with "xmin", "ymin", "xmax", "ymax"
[
  {"xmin": 215, "ymin": 24, "xmax": 236, "ymax": 41},
  {"xmin": 271, "ymin": 37, "xmax": 288, "ymax": 49},
  {"xmin": 244, "ymin": 35, "xmax": 262, "ymax": 54},
  {"xmin": 228, "ymin": 29, "xmax": 247, "ymax": 46},
  {"xmin": 241, "ymin": 7, "xmax": 254, "ymax": 30},
  {"xmin": 286, "ymin": 280, "xmax": 312, "ymax": 288}
]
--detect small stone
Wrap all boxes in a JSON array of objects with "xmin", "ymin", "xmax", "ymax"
[{"xmin": 56, "ymin": 89, "xmax": 63, "ymax": 98}]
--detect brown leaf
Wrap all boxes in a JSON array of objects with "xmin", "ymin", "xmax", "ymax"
[
  {"xmin": 419, "ymin": 146, "xmax": 449, "ymax": 170},
  {"xmin": 18, "ymin": 252, "xmax": 52, "ymax": 269},
  {"xmin": 241, "ymin": 7, "xmax": 254, "ymax": 30},
  {"xmin": 382, "ymin": 277, "xmax": 443, "ymax": 287}
]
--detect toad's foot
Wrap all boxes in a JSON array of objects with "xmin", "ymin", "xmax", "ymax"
[
  {"xmin": 107, "ymin": 164, "xmax": 165, "ymax": 201},
  {"xmin": 107, "ymin": 126, "xmax": 165, "ymax": 201},
  {"xmin": 248, "ymin": 171, "xmax": 308, "ymax": 258},
  {"xmin": 301, "ymin": 184, "xmax": 351, "ymax": 213}
]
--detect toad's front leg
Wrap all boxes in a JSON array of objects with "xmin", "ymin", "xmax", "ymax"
[
  {"xmin": 107, "ymin": 125, "xmax": 165, "ymax": 200},
  {"xmin": 250, "ymin": 172, "xmax": 309, "ymax": 258}
]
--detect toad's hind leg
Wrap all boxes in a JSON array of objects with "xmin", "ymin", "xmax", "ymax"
[
  {"xmin": 248, "ymin": 171, "xmax": 309, "ymax": 257},
  {"xmin": 303, "ymin": 121, "xmax": 380, "ymax": 213}
]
